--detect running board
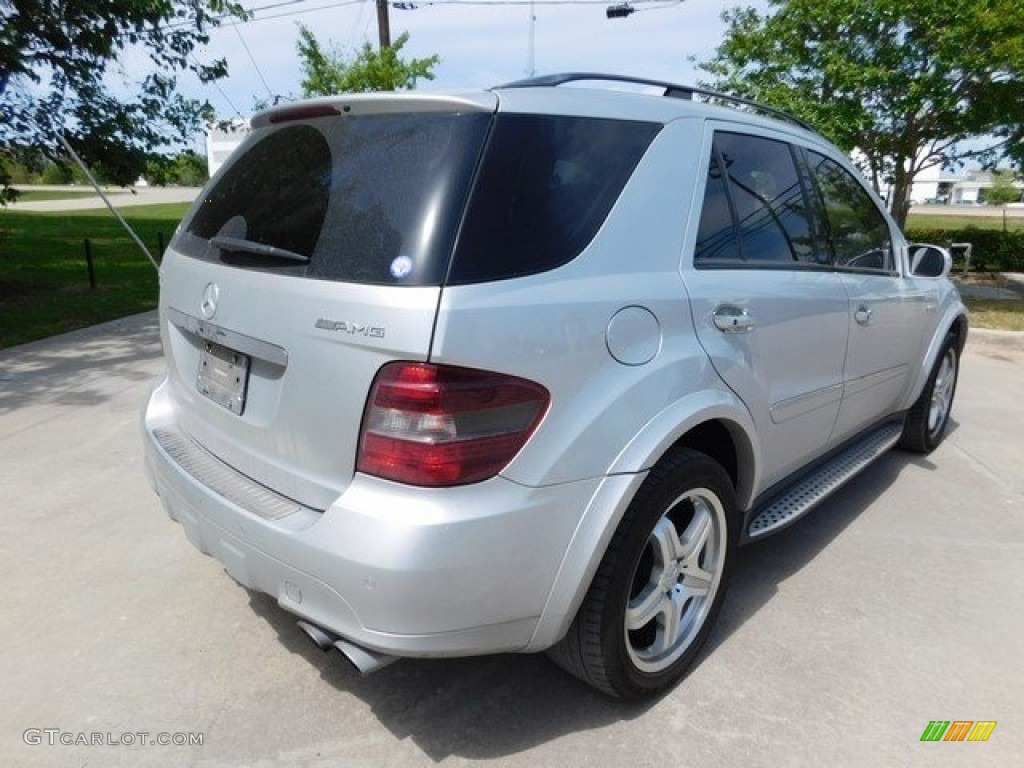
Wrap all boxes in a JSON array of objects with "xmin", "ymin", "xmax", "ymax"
[{"xmin": 747, "ymin": 422, "xmax": 903, "ymax": 540}]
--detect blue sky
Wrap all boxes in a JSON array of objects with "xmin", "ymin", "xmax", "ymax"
[{"xmin": 163, "ymin": 0, "xmax": 765, "ymax": 125}]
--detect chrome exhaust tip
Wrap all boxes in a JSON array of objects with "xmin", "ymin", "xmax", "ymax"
[
  {"xmin": 333, "ymin": 637, "xmax": 398, "ymax": 676},
  {"xmin": 296, "ymin": 619, "xmax": 337, "ymax": 651},
  {"xmin": 296, "ymin": 620, "xmax": 398, "ymax": 675}
]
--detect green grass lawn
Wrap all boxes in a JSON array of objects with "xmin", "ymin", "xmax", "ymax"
[
  {"xmin": 962, "ymin": 297, "xmax": 1024, "ymax": 332},
  {"xmin": 907, "ymin": 212, "xmax": 1024, "ymax": 231},
  {"xmin": 13, "ymin": 189, "xmax": 100, "ymax": 203},
  {"xmin": 0, "ymin": 203, "xmax": 189, "ymax": 348}
]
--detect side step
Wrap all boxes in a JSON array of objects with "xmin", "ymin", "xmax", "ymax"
[{"xmin": 747, "ymin": 422, "xmax": 903, "ymax": 540}]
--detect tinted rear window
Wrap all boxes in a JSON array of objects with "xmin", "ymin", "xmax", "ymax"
[
  {"xmin": 174, "ymin": 113, "xmax": 491, "ymax": 286},
  {"xmin": 448, "ymin": 114, "xmax": 660, "ymax": 284}
]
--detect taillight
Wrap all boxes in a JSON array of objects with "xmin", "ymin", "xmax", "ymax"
[{"xmin": 357, "ymin": 362, "xmax": 550, "ymax": 487}]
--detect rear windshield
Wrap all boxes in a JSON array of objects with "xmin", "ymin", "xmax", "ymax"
[
  {"xmin": 174, "ymin": 112, "xmax": 491, "ymax": 286},
  {"xmin": 174, "ymin": 111, "xmax": 659, "ymax": 286}
]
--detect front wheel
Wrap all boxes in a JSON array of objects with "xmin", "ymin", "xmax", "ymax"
[
  {"xmin": 899, "ymin": 335, "xmax": 959, "ymax": 454},
  {"xmin": 547, "ymin": 448, "xmax": 737, "ymax": 699}
]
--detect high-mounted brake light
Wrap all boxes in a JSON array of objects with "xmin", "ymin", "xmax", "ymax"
[
  {"xmin": 268, "ymin": 105, "xmax": 342, "ymax": 124},
  {"xmin": 357, "ymin": 362, "xmax": 550, "ymax": 487}
]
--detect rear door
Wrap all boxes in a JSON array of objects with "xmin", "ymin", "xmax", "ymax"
[
  {"xmin": 683, "ymin": 128, "xmax": 850, "ymax": 489},
  {"xmin": 158, "ymin": 97, "xmax": 495, "ymax": 509}
]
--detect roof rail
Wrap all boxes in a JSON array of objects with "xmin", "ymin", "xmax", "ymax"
[{"xmin": 497, "ymin": 72, "xmax": 817, "ymax": 133}]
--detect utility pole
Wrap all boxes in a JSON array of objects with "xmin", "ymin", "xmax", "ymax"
[{"xmin": 376, "ymin": 0, "xmax": 391, "ymax": 50}]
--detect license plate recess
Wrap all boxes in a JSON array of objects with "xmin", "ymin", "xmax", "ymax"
[{"xmin": 197, "ymin": 342, "xmax": 250, "ymax": 415}]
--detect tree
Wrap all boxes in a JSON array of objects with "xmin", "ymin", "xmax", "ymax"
[
  {"xmin": 145, "ymin": 150, "xmax": 208, "ymax": 186},
  {"xmin": 0, "ymin": 1, "xmax": 246, "ymax": 202},
  {"xmin": 700, "ymin": 0, "xmax": 1024, "ymax": 229},
  {"xmin": 984, "ymin": 171, "xmax": 1022, "ymax": 206},
  {"xmin": 296, "ymin": 24, "xmax": 439, "ymax": 97}
]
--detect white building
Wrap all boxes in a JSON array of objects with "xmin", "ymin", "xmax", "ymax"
[
  {"xmin": 905, "ymin": 163, "xmax": 962, "ymax": 204},
  {"xmin": 908, "ymin": 166, "xmax": 1023, "ymax": 205},
  {"xmin": 851, "ymin": 148, "xmax": 1022, "ymax": 206},
  {"xmin": 205, "ymin": 120, "xmax": 250, "ymax": 178}
]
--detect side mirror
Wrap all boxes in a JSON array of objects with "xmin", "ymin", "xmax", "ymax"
[{"xmin": 909, "ymin": 244, "xmax": 952, "ymax": 278}]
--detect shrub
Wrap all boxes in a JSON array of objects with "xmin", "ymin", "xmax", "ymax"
[{"xmin": 904, "ymin": 227, "xmax": 1024, "ymax": 272}]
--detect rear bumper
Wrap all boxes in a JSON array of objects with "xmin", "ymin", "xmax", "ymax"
[{"xmin": 142, "ymin": 377, "xmax": 603, "ymax": 657}]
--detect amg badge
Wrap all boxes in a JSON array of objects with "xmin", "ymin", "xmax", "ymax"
[{"xmin": 315, "ymin": 318, "xmax": 386, "ymax": 338}]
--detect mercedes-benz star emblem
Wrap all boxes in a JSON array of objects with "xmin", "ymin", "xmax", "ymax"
[{"xmin": 200, "ymin": 282, "xmax": 219, "ymax": 320}]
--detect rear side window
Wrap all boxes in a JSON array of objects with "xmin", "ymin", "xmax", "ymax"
[
  {"xmin": 174, "ymin": 113, "xmax": 491, "ymax": 286},
  {"xmin": 448, "ymin": 114, "xmax": 660, "ymax": 284},
  {"xmin": 806, "ymin": 151, "xmax": 894, "ymax": 272},
  {"xmin": 699, "ymin": 132, "xmax": 819, "ymax": 265}
]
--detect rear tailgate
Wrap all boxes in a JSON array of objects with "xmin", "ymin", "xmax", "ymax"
[
  {"xmin": 158, "ymin": 255, "xmax": 442, "ymax": 510},
  {"xmin": 156, "ymin": 95, "xmax": 496, "ymax": 509}
]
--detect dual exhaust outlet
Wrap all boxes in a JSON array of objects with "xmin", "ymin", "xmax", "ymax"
[{"xmin": 297, "ymin": 620, "xmax": 397, "ymax": 675}]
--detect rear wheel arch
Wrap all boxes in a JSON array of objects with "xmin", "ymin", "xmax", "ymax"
[
  {"xmin": 663, "ymin": 417, "xmax": 761, "ymax": 514},
  {"xmin": 674, "ymin": 421, "xmax": 737, "ymax": 483},
  {"xmin": 528, "ymin": 402, "xmax": 759, "ymax": 653},
  {"xmin": 546, "ymin": 447, "xmax": 739, "ymax": 697},
  {"xmin": 607, "ymin": 393, "xmax": 761, "ymax": 508}
]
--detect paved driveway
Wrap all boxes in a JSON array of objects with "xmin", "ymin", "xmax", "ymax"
[
  {"xmin": 8, "ymin": 185, "xmax": 200, "ymax": 212},
  {"xmin": 1, "ymin": 313, "xmax": 1021, "ymax": 767}
]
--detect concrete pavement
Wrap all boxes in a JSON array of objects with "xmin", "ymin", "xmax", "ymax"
[
  {"xmin": 1, "ymin": 313, "xmax": 1021, "ymax": 767},
  {"xmin": 8, "ymin": 185, "xmax": 200, "ymax": 212}
]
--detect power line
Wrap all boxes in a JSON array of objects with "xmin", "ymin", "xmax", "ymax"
[
  {"xmin": 231, "ymin": 22, "xmax": 274, "ymax": 97},
  {"xmin": 244, "ymin": 0, "xmax": 365, "ymax": 23},
  {"xmin": 190, "ymin": 54, "xmax": 244, "ymax": 117},
  {"xmin": 172, "ymin": 0, "xmax": 679, "ymax": 27}
]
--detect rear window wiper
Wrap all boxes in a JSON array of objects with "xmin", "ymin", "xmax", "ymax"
[{"xmin": 211, "ymin": 236, "xmax": 311, "ymax": 264}]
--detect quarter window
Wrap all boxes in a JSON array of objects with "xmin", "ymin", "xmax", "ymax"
[{"xmin": 449, "ymin": 114, "xmax": 660, "ymax": 284}]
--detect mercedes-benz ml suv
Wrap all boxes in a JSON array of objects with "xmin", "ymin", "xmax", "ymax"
[{"xmin": 143, "ymin": 74, "xmax": 967, "ymax": 698}]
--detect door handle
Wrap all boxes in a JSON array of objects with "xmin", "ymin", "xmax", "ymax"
[
  {"xmin": 854, "ymin": 305, "xmax": 873, "ymax": 325},
  {"xmin": 713, "ymin": 306, "xmax": 755, "ymax": 333}
]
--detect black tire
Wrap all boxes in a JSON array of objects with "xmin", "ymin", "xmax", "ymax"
[
  {"xmin": 547, "ymin": 448, "xmax": 738, "ymax": 699},
  {"xmin": 898, "ymin": 335, "xmax": 959, "ymax": 454}
]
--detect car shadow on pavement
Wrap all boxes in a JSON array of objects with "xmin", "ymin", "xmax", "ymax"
[
  {"xmin": 245, "ymin": 441, "xmax": 941, "ymax": 761},
  {"xmin": 247, "ymin": 591, "xmax": 654, "ymax": 761}
]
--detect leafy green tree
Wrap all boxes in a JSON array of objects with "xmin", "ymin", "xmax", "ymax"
[
  {"xmin": 0, "ymin": 153, "xmax": 15, "ymax": 204},
  {"xmin": 984, "ymin": 171, "xmax": 1022, "ymax": 205},
  {"xmin": 296, "ymin": 24, "xmax": 439, "ymax": 96},
  {"xmin": 700, "ymin": 0, "xmax": 1024, "ymax": 229},
  {"xmin": 39, "ymin": 161, "xmax": 73, "ymax": 185},
  {"xmin": 1, "ymin": 1, "xmax": 246, "ymax": 202},
  {"xmin": 144, "ymin": 155, "xmax": 175, "ymax": 187},
  {"xmin": 172, "ymin": 150, "xmax": 209, "ymax": 186},
  {"xmin": 146, "ymin": 150, "xmax": 207, "ymax": 186}
]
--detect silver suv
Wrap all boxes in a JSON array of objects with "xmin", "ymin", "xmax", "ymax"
[{"xmin": 143, "ymin": 74, "xmax": 967, "ymax": 699}]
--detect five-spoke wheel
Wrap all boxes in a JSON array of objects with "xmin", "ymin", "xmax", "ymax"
[
  {"xmin": 625, "ymin": 489, "xmax": 727, "ymax": 674},
  {"xmin": 547, "ymin": 448, "xmax": 736, "ymax": 698}
]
